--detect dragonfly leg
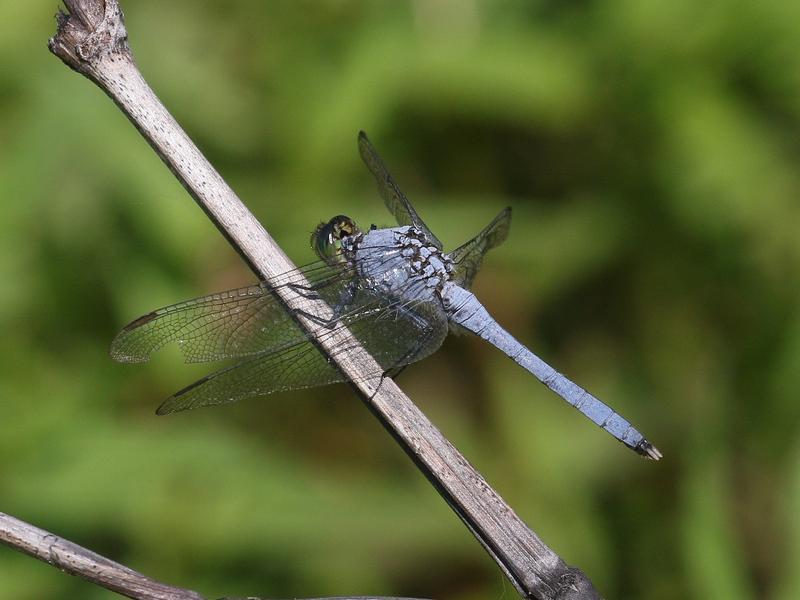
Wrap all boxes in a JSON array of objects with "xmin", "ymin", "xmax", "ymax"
[
  {"xmin": 292, "ymin": 281, "xmax": 361, "ymax": 328},
  {"xmin": 286, "ymin": 281, "xmax": 323, "ymax": 300},
  {"xmin": 382, "ymin": 364, "xmax": 407, "ymax": 380}
]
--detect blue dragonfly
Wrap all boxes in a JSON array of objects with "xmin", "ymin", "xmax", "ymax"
[{"xmin": 112, "ymin": 132, "xmax": 661, "ymax": 459}]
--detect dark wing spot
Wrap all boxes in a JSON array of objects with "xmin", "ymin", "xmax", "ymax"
[{"xmin": 122, "ymin": 310, "xmax": 159, "ymax": 332}]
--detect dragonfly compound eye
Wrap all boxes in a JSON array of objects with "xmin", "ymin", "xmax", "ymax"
[{"xmin": 311, "ymin": 215, "xmax": 360, "ymax": 264}]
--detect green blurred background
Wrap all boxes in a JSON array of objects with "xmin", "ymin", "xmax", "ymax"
[{"xmin": 2, "ymin": 1, "xmax": 799, "ymax": 598}]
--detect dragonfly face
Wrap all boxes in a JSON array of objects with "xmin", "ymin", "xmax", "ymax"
[
  {"xmin": 311, "ymin": 215, "xmax": 360, "ymax": 265},
  {"xmin": 111, "ymin": 131, "xmax": 660, "ymax": 459}
]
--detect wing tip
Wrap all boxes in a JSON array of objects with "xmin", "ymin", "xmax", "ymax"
[
  {"xmin": 155, "ymin": 395, "xmax": 184, "ymax": 416},
  {"xmin": 155, "ymin": 372, "xmax": 217, "ymax": 415},
  {"xmin": 154, "ymin": 402, "xmax": 174, "ymax": 416},
  {"xmin": 109, "ymin": 311, "xmax": 160, "ymax": 362},
  {"xmin": 109, "ymin": 339, "xmax": 150, "ymax": 364},
  {"xmin": 357, "ymin": 130, "xmax": 374, "ymax": 159}
]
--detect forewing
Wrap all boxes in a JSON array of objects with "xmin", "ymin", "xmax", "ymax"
[
  {"xmin": 110, "ymin": 260, "xmax": 354, "ymax": 364},
  {"xmin": 156, "ymin": 290, "xmax": 449, "ymax": 414},
  {"xmin": 358, "ymin": 131, "xmax": 443, "ymax": 249},
  {"xmin": 448, "ymin": 207, "xmax": 511, "ymax": 288}
]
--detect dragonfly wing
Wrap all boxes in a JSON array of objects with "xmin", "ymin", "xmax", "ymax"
[
  {"xmin": 448, "ymin": 207, "xmax": 511, "ymax": 289},
  {"xmin": 156, "ymin": 337, "xmax": 345, "ymax": 414},
  {"xmin": 358, "ymin": 131, "xmax": 443, "ymax": 250},
  {"xmin": 110, "ymin": 261, "xmax": 354, "ymax": 364},
  {"xmin": 156, "ymin": 291, "xmax": 449, "ymax": 414}
]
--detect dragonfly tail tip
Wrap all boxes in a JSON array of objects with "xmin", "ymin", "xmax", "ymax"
[{"xmin": 637, "ymin": 440, "xmax": 663, "ymax": 461}]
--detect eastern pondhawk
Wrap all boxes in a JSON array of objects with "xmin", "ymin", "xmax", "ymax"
[{"xmin": 111, "ymin": 132, "xmax": 661, "ymax": 459}]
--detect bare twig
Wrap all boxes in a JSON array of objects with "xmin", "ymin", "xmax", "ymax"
[
  {"xmin": 43, "ymin": 1, "xmax": 602, "ymax": 599},
  {"xmin": 0, "ymin": 512, "xmax": 427, "ymax": 600},
  {"xmin": 0, "ymin": 512, "xmax": 205, "ymax": 600}
]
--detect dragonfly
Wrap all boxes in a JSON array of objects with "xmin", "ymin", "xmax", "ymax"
[{"xmin": 111, "ymin": 132, "xmax": 661, "ymax": 459}]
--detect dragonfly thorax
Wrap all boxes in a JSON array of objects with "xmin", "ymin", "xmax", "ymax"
[{"xmin": 346, "ymin": 225, "xmax": 453, "ymax": 302}]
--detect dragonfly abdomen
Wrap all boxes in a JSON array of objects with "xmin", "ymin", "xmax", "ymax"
[{"xmin": 441, "ymin": 283, "xmax": 660, "ymax": 459}]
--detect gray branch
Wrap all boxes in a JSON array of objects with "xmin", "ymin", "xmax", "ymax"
[
  {"xmin": 40, "ymin": 1, "xmax": 602, "ymax": 599},
  {"xmin": 0, "ymin": 512, "xmax": 204, "ymax": 600},
  {"xmin": 0, "ymin": 511, "xmax": 427, "ymax": 600}
]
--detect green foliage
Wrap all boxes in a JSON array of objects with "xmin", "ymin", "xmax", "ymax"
[{"xmin": 2, "ymin": 1, "xmax": 799, "ymax": 598}]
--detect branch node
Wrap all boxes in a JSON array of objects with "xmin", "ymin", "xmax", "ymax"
[
  {"xmin": 49, "ymin": 0, "xmax": 129, "ymax": 73},
  {"xmin": 553, "ymin": 567, "xmax": 602, "ymax": 600}
]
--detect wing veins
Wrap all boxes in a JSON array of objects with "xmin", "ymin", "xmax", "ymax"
[{"xmin": 358, "ymin": 131, "xmax": 442, "ymax": 249}]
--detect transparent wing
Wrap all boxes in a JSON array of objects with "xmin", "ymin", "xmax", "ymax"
[
  {"xmin": 156, "ymin": 292, "xmax": 449, "ymax": 415},
  {"xmin": 110, "ymin": 260, "xmax": 356, "ymax": 364},
  {"xmin": 155, "ymin": 337, "xmax": 343, "ymax": 414},
  {"xmin": 448, "ymin": 207, "xmax": 511, "ymax": 289},
  {"xmin": 358, "ymin": 131, "xmax": 443, "ymax": 250}
]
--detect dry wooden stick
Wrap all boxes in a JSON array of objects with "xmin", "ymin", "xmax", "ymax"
[
  {"xmin": 0, "ymin": 511, "xmax": 205, "ymax": 600},
  {"xmin": 39, "ymin": 1, "xmax": 602, "ymax": 599},
  {"xmin": 0, "ymin": 510, "xmax": 427, "ymax": 600}
]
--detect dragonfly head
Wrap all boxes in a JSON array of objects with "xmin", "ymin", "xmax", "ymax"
[{"xmin": 311, "ymin": 215, "xmax": 360, "ymax": 265}]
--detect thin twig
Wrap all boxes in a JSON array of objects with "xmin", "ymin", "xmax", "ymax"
[
  {"xmin": 0, "ymin": 512, "xmax": 205, "ymax": 600},
  {"xmin": 43, "ymin": 1, "xmax": 602, "ymax": 599},
  {"xmin": 0, "ymin": 511, "xmax": 428, "ymax": 600}
]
